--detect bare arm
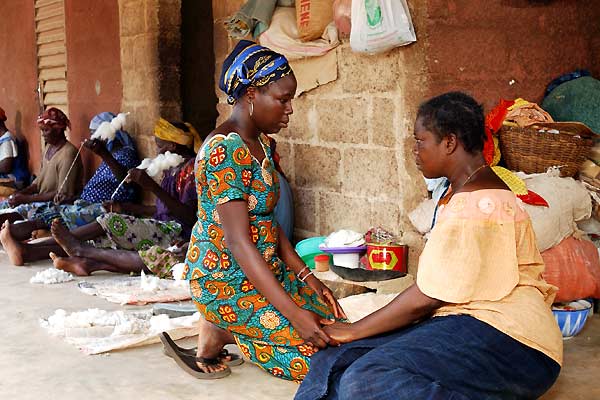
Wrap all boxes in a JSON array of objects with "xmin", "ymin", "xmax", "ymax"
[
  {"xmin": 84, "ymin": 139, "xmax": 128, "ymax": 181},
  {"xmin": 19, "ymin": 183, "xmax": 38, "ymax": 195},
  {"xmin": 277, "ymin": 226, "xmax": 307, "ymax": 275},
  {"xmin": 0, "ymin": 157, "xmax": 14, "ymax": 174},
  {"xmin": 218, "ymin": 200, "xmax": 334, "ymax": 348},
  {"xmin": 324, "ymin": 284, "xmax": 444, "ymax": 343},
  {"xmin": 127, "ymin": 168, "xmax": 196, "ymax": 226}
]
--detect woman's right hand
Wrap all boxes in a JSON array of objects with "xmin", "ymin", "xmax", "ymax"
[
  {"xmin": 84, "ymin": 139, "xmax": 109, "ymax": 157},
  {"xmin": 290, "ymin": 309, "xmax": 337, "ymax": 349}
]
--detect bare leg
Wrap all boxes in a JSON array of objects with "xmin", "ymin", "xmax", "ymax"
[
  {"xmin": 50, "ymin": 253, "xmax": 122, "ymax": 276},
  {"xmin": 194, "ymin": 317, "xmax": 237, "ymax": 373},
  {"xmin": 8, "ymin": 219, "xmax": 46, "ymax": 241},
  {"xmin": 0, "ymin": 212, "xmax": 24, "ymax": 226},
  {"xmin": 0, "ymin": 221, "xmax": 66, "ymax": 265},
  {"xmin": 51, "ymin": 220, "xmax": 146, "ymax": 274},
  {"xmin": 68, "ymin": 221, "xmax": 106, "ymax": 241},
  {"xmin": 20, "ymin": 220, "xmax": 107, "ymax": 248}
]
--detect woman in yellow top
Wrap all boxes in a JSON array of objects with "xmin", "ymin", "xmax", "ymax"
[{"xmin": 296, "ymin": 92, "xmax": 563, "ymax": 400}]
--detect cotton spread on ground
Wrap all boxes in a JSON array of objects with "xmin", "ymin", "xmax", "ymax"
[
  {"xmin": 40, "ymin": 308, "xmax": 199, "ymax": 354},
  {"xmin": 30, "ymin": 268, "xmax": 74, "ymax": 284}
]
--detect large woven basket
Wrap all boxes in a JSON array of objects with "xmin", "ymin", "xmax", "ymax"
[{"xmin": 498, "ymin": 122, "xmax": 594, "ymax": 177}]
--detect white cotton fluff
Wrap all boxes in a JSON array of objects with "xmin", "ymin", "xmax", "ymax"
[
  {"xmin": 139, "ymin": 270, "xmax": 185, "ymax": 292},
  {"xmin": 140, "ymin": 270, "xmax": 162, "ymax": 292},
  {"xmin": 91, "ymin": 121, "xmax": 116, "ymax": 141},
  {"xmin": 41, "ymin": 308, "xmax": 152, "ymax": 337},
  {"xmin": 170, "ymin": 263, "xmax": 187, "ymax": 281},
  {"xmin": 30, "ymin": 268, "xmax": 74, "ymax": 284},
  {"xmin": 90, "ymin": 112, "xmax": 128, "ymax": 142},
  {"xmin": 136, "ymin": 151, "xmax": 185, "ymax": 180},
  {"xmin": 323, "ymin": 229, "xmax": 365, "ymax": 248}
]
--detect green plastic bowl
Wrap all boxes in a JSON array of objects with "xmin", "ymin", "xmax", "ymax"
[{"xmin": 295, "ymin": 236, "xmax": 330, "ymax": 270}]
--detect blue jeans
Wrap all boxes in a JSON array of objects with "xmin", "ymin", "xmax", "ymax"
[{"xmin": 295, "ymin": 315, "xmax": 560, "ymax": 400}]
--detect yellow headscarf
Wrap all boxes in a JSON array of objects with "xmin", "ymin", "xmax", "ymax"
[{"xmin": 154, "ymin": 118, "xmax": 202, "ymax": 153}]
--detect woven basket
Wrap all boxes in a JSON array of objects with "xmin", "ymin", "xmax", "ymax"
[{"xmin": 498, "ymin": 122, "xmax": 594, "ymax": 177}]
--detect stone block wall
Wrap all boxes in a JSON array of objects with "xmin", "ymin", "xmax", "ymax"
[
  {"xmin": 211, "ymin": 2, "xmax": 430, "ymax": 275},
  {"xmin": 211, "ymin": 1, "xmax": 600, "ymax": 276},
  {"xmin": 118, "ymin": 0, "xmax": 182, "ymax": 158}
]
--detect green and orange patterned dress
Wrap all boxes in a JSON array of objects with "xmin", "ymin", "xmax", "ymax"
[{"xmin": 184, "ymin": 132, "xmax": 334, "ymax": 381}]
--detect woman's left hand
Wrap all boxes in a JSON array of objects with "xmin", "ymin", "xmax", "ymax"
[
  {"xmin": 7, "ymin": 193, "xmax": 27, "ymax": 207},
  {"xmin": 305, "ymin": 275, "xmax": 347, "ymax": 320}
]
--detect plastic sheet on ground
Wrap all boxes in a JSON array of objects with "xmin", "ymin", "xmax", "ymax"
[{"xmin": 78, "ymin": 275, "xmax": 191, "ymax": 305}]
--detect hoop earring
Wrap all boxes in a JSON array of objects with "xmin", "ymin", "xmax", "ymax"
[{"xmin": 249, "ymin": 101, "xmax": 254, "ymax": 117}]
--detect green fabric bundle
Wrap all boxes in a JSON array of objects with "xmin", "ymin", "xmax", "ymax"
[{"xmin": 542, "ymin": 76, "xmax": 600, "ymax": 134}]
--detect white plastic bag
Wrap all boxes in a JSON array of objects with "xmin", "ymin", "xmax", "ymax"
[{"xmin": 350, "ymin": 0, "xmax": 416, "ymax": 54}]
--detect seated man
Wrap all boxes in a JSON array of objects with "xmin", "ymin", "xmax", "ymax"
[
  {"xmin": 0, "ymin": 111, "xmax": 139, "ymax": 241},
  {"xmin": 0, "ymin": 106, "xmax": 30, "ymax": 192},
  {"xmin": 0, "ymin": 107, "xmax": 82, "ymax": 222}
]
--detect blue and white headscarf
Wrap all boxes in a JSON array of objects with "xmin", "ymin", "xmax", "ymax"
[
  {"xmin": 219, "ymin": 40, "xmax": 292, "ymax": 105},
  {"xmin": 89, "ymin": 112, "xmax": 136, "ymax": 152}
]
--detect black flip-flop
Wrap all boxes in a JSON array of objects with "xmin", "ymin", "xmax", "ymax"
[
  {"xmin": 159, "ymin": 332, "xmax": 231, "ymax": 379},
  {"xmin": 160, "ymin": 332, "xmax": 244, "ymax": 367}
]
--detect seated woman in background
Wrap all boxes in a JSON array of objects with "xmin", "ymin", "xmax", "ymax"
[
  {"xmin": 0, "ymin": 106, "xmax": 30, "ymax": 192},
  {"xmin": 165, "ymin": 40, "xmax": 345, "ymax": 381},
  {"xmin": 0, "ymin": 107, "xmax": 82, "ymax": 222},
  {"xmin": 0, "ymin": 111, "xmax": 139, "ymax": 243},
  {"xmin": 1, "ymin": 119, "xmax": 199, "ymax": 276},
  {"xmin": 295, "ymin": 92, "xmax": 562, "ymax": 400}
]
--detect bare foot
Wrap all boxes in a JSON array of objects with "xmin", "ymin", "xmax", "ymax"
[
  {"xmin": 51, "ymin": 219, "xmax": 84, "ymax": 257},
  {"xmin": 0, "ymin": 220, "xmax": 25, "ymax": 266},
  {"xmin": 50, "ymin": 252, "xmax": 102, "ymax": 276},
  {"xmin": 195, "ymin": 317, "xmax": 236, "ymax": 373}
]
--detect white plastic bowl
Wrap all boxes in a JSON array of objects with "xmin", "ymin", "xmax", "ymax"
[{"xmin": 332, "ymin": 252, "xmax": 361, "ymax": 269}]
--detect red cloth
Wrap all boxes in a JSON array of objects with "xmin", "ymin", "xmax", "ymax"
[
  {"xmin": 483, "ymin": 99, "xmax": 514, "ymax": 165},
  {"xmin": 517, "ymin": 190, "xmax": 549, "ymax": 207},
  {"xmin": 0, "ymin": 106, "xmax": 6, "ymax": 122},
  {"xmin": 37, "ymin": 107, "xmax": 70, "ymax": 130}
]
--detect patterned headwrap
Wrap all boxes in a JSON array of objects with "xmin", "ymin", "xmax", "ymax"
[
  {"xmin": 89, "ymin": 112, "xmax": 136, "ymax": 152},
  {"xmin": 219, "ymin": 40, "xmax": 292, "ymax": 105},
  {"xmin": 0, "ymin": 106, "xmax": 6, "ymax": 122},
  {"xmin": 154, "ymin": 118, "xmax": 202, "ymax": 153},
  {"xmin": 37, "ymin": 107, "xmax": 70, "ymax": 130}
]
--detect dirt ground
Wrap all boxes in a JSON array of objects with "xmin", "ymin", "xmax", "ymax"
[{"xmin": 0, "ymin": 251, "xmax": 598, "ymax": 400}]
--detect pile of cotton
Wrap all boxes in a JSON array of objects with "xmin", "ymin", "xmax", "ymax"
[
  {"xmin": 90, "ymin": 112, "xmax": 128, "ymax": 141},
  {"xmin": 137, "ymin": 151, "xmax": 184, "ymax": 179},
  {"xmin": 30, "ymin": 268, "xmax": 74, "ymax": 284}
]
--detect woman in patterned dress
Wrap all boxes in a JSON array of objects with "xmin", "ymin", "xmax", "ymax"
[{"xmin": 174, "ymin": 41, "xmax": 346, "ymax": 381}]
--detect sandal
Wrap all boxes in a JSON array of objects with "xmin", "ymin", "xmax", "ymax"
[
  {"xmin": 159, "ymin": 332, "xmax": 231, "ymax": 379},
  {"xmin": 160, "ymin": 332, "xmax": 244, "ymax": 367}
]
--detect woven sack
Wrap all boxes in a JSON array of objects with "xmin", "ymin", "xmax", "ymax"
[
  {"xmin": 296, "ymin": 0, "xmax": 334, "ymax": 42},
  {"xmin": 499, "ymin": 122, "xmax": 593, "ymax": 177}
]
